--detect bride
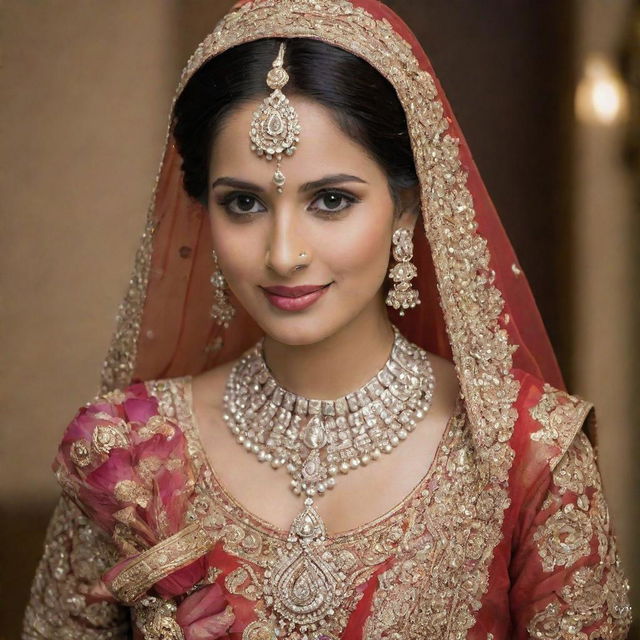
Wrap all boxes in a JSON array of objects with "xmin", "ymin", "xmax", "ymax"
[{"xmin": 23, "ymin": 1, "xmax": 631, "ymax": 639}]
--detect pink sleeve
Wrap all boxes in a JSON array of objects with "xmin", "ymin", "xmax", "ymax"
[
  {"xmin": 52, "ymin": 384, "xmax": 194, "ymax": 554},
  {"xmin": 509, "ymin": 430, "xmax": 632, "ymax": 639}
]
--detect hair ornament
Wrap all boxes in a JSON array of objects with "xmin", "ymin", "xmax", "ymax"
[{"xmin": 249, "ymin": 42, "xmax": 301, "ymax": 193}]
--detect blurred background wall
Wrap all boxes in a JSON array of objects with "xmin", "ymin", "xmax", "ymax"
[{"xmin": 1, "ymin": 1, "xmax": 637, "ymax": 637}]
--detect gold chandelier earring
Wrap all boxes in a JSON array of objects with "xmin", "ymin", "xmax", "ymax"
[
  {"xmin": 210, "ymin": 250, "xmax": 235, "ymax": 328},
  {"xmin": 385, "ymin": 227, "xmax": 421, "ymax": 315}
]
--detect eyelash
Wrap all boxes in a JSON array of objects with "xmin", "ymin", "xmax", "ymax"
[{"xmin": 216, "ymin": 189, "xmax": 361, "ymax": 219}]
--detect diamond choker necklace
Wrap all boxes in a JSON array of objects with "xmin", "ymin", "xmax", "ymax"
[{"xmin": 222, "ymin": 325, "xmax": 435, "ymax": 639}]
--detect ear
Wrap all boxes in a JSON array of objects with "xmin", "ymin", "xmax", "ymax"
[{"xmin": 393, "ymin": 185, "xmax": 420, "ymax": 232}]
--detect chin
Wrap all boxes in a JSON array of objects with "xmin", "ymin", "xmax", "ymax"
[
  {"xmin": 242, "ymin": 303, "xmax": 349, "ymax": 347},
  {"xmin": 260, "ymin": 317, "xmax": 340, "ymax": 347}
]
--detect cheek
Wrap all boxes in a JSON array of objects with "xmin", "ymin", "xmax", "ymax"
[
  {"xmin": 321, "ymin": 212, "xmax": 392, "ymax": 283},
  {"xmin": 209, "ymin": 216, "xmax": 263, "ymax": 281}
]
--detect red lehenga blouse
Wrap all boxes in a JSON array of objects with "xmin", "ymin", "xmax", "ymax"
[{"xmin": 22, "ymin": 0, "xmax": 632, "ymax": 638}]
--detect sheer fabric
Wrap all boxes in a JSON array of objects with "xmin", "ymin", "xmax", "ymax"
[{"xmin": 23, "ymin": 0, "xmax": 631, "ymax": 638}]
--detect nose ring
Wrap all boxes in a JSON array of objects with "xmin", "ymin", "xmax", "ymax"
[{"xmin": 299, "ymin": 252, "xmax": 308, "ymax": 258}]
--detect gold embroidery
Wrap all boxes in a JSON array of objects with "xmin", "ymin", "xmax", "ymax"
[
  {"xmin": 167, "ymin": 457, "xmax": 184, "ymax": 471},
  {"xmin": 139, "ymin": 414, "xmax": 176, "ymax": 441},
  {"xmin": 110, "ymin": 522, "xmax": 215, "ymax": 604},
  {"xmin": 22, "ymin": 495, "xmax": 129, "ymax": 639},
  {"xmin": 141, "ymin": 378, "xmax": 631, "ymax": 640},
  {"xmin": 133, "ymin": 596, "xmax": 184, "ymax": 640},
  {"xmin": 136, "ymin": 456, "xmax": 164, "ymax": 483},
  {"xmin": 363, "ymin": 419, "xmax": 511, "ymax": 639},
  {"xmin": 68, "ymin": 419, "xmax": 130, "ymax": 471},
  {"xmin": 533, "ymin": 503, "xmax": 593, "ymax": 572},
  {"xmin": 96, "ymin": 388, "xmax": 128, "ymax": 404},
  {"xmin": 225, "ymin": 563, "xmax": 263, "ymax": 600},
  {"xmin": 93, "ymin": 423, "xmax": 129, "ymax": 457},
  {"xmin": 114, "ymin": 479, "xmax": 151, "ymax": 508},
  {"xmin": 70, "ymin": 438, "xmax": 92, "ymax": 467},
  {"xmin": 243, "ymin": 619, "xmax": 279, "ymax": 640},
  {"xmin": 527, "ymin": 432, "xmax": 632, "ymax": 638},
  {"xmin": 530, "ymin": 383, "xmax": 592, "ymax": 468},
  {"xmin": 528, "ymin": 562, "xmax": 631, "ymax": 640}
]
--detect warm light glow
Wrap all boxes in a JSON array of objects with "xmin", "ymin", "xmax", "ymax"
[{"xmin": 575, "ymin": 54, "xmax": 629, "ymax": 125}]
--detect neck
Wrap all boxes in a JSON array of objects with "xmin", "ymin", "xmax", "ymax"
[{"xmin": 262, "ymin": 299, "xmax": 395, "ymax": 400}]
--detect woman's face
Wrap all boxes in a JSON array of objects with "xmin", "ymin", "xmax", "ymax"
[{"xmin": 208, "ymin": 97, "xmax": 416, "ymax": 346}]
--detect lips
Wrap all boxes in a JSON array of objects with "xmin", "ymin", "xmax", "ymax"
[
  {"xmin": 261, "ymin": 284, "xmax": 331, "ymax": 298},
  {"xmin": 261, "ymin": 283, "xmax": 332, "ymax": 311}
]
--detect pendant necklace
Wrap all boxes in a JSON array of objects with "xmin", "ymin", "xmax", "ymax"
[{"xmin": 222, "ymin": 325, "xmax": 435, "ymax": 639}]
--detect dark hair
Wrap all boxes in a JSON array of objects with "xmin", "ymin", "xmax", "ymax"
[{"xmin": 173, "ymin": 38, "xmax": 418, "ymax": 206}]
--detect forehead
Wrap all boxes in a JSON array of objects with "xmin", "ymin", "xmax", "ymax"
[{"xmin": 209, "ymin": 97, "xmax": 386, "ymax": 185}]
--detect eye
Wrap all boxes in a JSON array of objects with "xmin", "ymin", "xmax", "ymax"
[
  {"xmin": 309, "ymin": 190, "xmax": 359, "ymax": 214},
  {"xmin": 218, "ymin": 192, "xmax": 266, "ymax": 216}
]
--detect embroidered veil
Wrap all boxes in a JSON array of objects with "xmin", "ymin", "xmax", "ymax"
[{"xmin": 23, "ymin": 1, "xmax": 632, "ymax": 639}]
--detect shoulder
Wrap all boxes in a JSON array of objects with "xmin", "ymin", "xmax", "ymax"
[
  {"xmin": 55, "ymin": 380, "xmax": 171, "ymax": 471},
  {"xmin": 511, "ymin": 369, "xmax": 594, "ymax": 473},
  {"xmin": 504, "ymin": 369, "xmax": 598, "ymax": 532},
  {"xmin": 53, "ymin": 378, "xmax": 193, "ymax": 539}
]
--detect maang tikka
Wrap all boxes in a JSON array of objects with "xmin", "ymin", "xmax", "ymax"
[
  {"xmin": 250, "ymin": 42, "xmax": 301, "ymax": 193},
  {"xmin": 386, "ymin": 227, "xmax": 421, "ymax": 315},
  {"xmin": 210, "ymin": 250, "xmax": 235, "ymax": 328}
]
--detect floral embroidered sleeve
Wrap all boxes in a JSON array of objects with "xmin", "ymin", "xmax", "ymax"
[
  {"xmin": 509, "ymin": 429, "xmax": 632, "ymax": 639},
  {"xmin": 21, "ymin": 494, "xmax": 131, "ymax": 639},
  {"xmin": 26, "ymin": 382, "xmax": 236, "ymax": 640}
]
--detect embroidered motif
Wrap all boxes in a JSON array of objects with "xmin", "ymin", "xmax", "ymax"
[
  {"xmin": 114, "ymin": 479, "xmax": 152, "ymax": 508},
  {"xmin": 136, "ymin": 456, "xmax": 164, "ymax": 483},
  {"xmin": 530, "ymin": 383, "xmax": 592, "ymax": 468},
  {"xmin": 93, "ymin": 423, "xmax": 129, "ymax": 457},
  {"xmin": 527, "ymin": 561, "xmax": 631, "ymax": 640},
  {"xmin": 527, "ymin": 431, "xmax": 632, "ymax": 638},
  {"xmin": 22, "ymin": 496, "xmax": 129, "ymax": 639},
  {"xmin": 133, "ymin": 596, "xmax": 184, "ymax": 640},
  {"xmin": 362, "ymin": 421, "xmax": 510, "ymax": 639},
  {"xmin": 70, "ymin": 438, "xmax": 92, "ymax": 467},
  {"xmin": 243, "ymin": 619, "xmax": 279, "ymax": 640},
  {"xmin": 533, "ymin": 503, "xmax": 593, "ymax": 573},
  {"xmin": 110, "ymin": 522, "xmax": 215, "ymax": 604},
  {"xmin": 68, "ymin": 420, "xmax": 130, "ymax": 470},
  {"xmin": 225, "ymin": 563, "xmax": 263, "ymax": 600},
  {"xmin": 139, "ymin": 414, "xmax": 176, "ymax": 441}
]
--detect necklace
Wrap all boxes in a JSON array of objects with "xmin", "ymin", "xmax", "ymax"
[{"xmin": 223, "ymin": 326, "xmax": 435, "ymax": 639}]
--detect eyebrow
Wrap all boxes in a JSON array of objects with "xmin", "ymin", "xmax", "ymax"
[{"xmin": 210, "ymin": 173, "xmax": 368, "ymax": 193}]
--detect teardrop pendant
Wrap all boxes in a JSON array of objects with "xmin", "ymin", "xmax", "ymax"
[{"xmin": 263, "ymin": 499, "xmax": 346, "ymax": 636}]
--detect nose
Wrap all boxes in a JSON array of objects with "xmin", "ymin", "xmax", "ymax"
[{"xmin": 265, "ymin": 210, "xmax": 309, "ymax": 276}]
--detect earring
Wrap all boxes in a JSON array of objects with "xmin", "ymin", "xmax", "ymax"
[
  {"xmin": 385, "ymin": 228, "xmax": 421, "ymax": 316},
  {"xmin": 210, "ymin": 250, "xmax": 235, "ymax": 328}
]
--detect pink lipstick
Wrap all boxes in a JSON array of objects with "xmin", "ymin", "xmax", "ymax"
[{"xmin": 261, "ymin": 283, "xmax": 332, "ymax": 311}]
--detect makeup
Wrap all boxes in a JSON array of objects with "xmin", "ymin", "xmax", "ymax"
[{"xmin": 261, "ymin": 283, "xmax": 332, "ymax": 311}]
